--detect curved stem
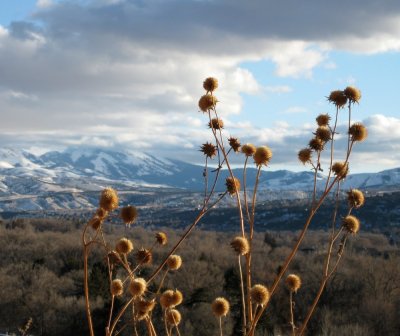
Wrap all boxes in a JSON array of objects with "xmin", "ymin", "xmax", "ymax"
[{"xmin": 289, "ymin": 291, "xmax": 295, "ymax": 336}]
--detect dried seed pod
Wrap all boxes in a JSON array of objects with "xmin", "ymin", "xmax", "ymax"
[
  {"xmin": 327, "ymin": 90, "xmax": 347, "ymax": 108},
  {"xmin": 111, "ymin": 279, "xmax": 124, "ymax": 296},
  {"xmin": 286, "ymin": 274, "xmax": 302, "ymax": 292},
  {"xmin": 347, "ymin": 189, "xmax": 365, "ymax": 209},
  {"xmin": 166, "ymin": 309, "xmax": 181, "ymax": 326},
  {"xmin": 241, "ymin": 143, "xmax": 256, "ymax": 156},
  {"xmin": 167, "ymin": 255, "xmax": 182, "ymax": 271},
  {"xmin": 135, "ymin": 248, "xmax": 152, "ymax": 265},
  {"xmin": 129, "ymin": 278, "xmax": 147, "ymax": 297},
  {"xmin": 253, "ymin": 146, "xmax": 272, "ymax": 166},
  {"xmin": 99, "ymin": 188, "xmax": 119, "ymax": 211},
  {"xmin": 349, "ymin": 123, "xmax": 367, "ymax": 142},
  {"xmin": 155, "ymin": 232, "xmax": 168, "ymax": 245},
  {"xmin": 120, "ymin": 205, "xmax": 138, "ymax": 226},
  {"xmin": 250, "ymin": 284, "xmax": 270, "ymax": 306},
  {"xmin": 211, "ymin": 297, "xmax": 230, "ymax": 317},
  {"xmin": 208, "ymin": 118, "xmax": 224, "ymax": 130},
  {"xmin": 203, "ymin": 77, "xmax": 218, "ymax": 92},
  {"xmin": 116, "ymin": 238, "xmax": 134, "ymax": 255},
  {"xmin": 228, "ymin": 137, "xmax": 241, "ymax": 152},
  {"xmin": 344, "ymin": 86, "xmax": 361, "ymax": 103},
  {"xmin": 230, "ymin": 236, "xmax": 250, "ymax": 255},
  {"xmin": 226, "ymin": 177, "xmax": 240, "ymax": 195},
  {"xmin": 316, "ymin": 114, "xmax": 330, "ymax": 126},
  {"xmin": 200, "ymin": 142, "xmax": 217, "ymax": 158},
  {"xmin": 199, "ymin": 94, "xmax": 217, "ymax": 112},
  {"xmin": 298, "ymin": 148, "xmax": 312, "ymax": 164},
  {"xmin": 342, "ymin": 215, "xmax": 360, "ymax": 234}
]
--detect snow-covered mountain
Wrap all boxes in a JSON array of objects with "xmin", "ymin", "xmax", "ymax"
[{"xmin": 0, "ymin": 147, "xmax": 399, "ymax": 212}]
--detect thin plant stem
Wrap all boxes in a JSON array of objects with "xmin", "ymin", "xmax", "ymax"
[
  {"xmin": 238, "ymin": 255, "xmax": 247, "ymax": 335},
  {"xmin": 243, "ymin": 156, "xmax": 251, "ymax": 225},
  {"xmin": 156, "ymin": 269, "xmax": 169, "ymax": 295},
  {"xmin": 219, "ymin": 317, "xmax": 223, "ymax": 336},
  {"xmin": 324, "ymin": 107, "xmax": 339, "ymax": 191},
  {"xmin": 107, "ymin": 295, "xmax": 115, "ymax": 333},
  {"xmin": 204, "ymin": 157, "xmax": 208, "ymax": 206},
  {"xmin": 312, "ymin": 151, "xmax": 321, "ymax": 208},
  {"xmin": 82, "ymin": 223, "xmax": 95, "ymax": 336},
  {"xmin": 109, "ymin": 298, "xmax": 133, "ymax": 335},
  {"xmin": 298, "ymin": 234, "xmax": 349, "ymax": 335},
  {"xmin": 289, "ymin": 291, "xmax": 295, "ymax": 336}
]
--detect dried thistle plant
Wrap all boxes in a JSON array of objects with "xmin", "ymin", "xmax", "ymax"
[{"xmin": 81, "ymin": 77, "xmax": 366, "ymax": 336}]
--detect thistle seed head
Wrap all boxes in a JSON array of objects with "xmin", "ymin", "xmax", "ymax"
[
  {"xmin": 111, "ymin": 279, "xmax": 124, "ymax": 296},
  {"xmin": 166, "ymin": 309, "xmax": 182, "ymax": 326},
  {"xmin": 309, "ymin": 137, "xmax": 324, "ymax": 151},
  {"xmin": 203, "ymin": 77, "xmax": 219, "ymax": 92},
  {"xmin": 226, "ymin": 177, "xmax": 240, "ymax": 195},
  {"xmin": 241, "ymin": 143, "xmax": 256, "ymax": 156},
  {"xmin": 129, "ymin": 278, "xmax": 147, "ymax": 297},
  {"xmin": 328, "ymin": 90, "xmax": 347, "ymax": 108},
  {"xmin": 315, "ymin": 126, "xmax": 332, "ymax": 143},
  {"xmin": 208, "ymin": 118, "xmax": 224, "ymax": 130},
  {"xmin": 316, "ymin": 114, "xmax": 331, "ymax": 126},
  {"xmin": 228, "ymin": 137, "xmax": 241, "ymax": 152},
  {"xmin": 344, "ymin": 86, "xmax": 361, "ymax": 103},
  {"xmin": 342, "ymin": 215, "xmax": 360, "ymax": 234},
  {"xmin": 160, "ymin": 289, "xmax": 183, "ymax": 308},
  {"xmin": 167, "ymin": 255, "xmax": 182, "ymax": 271},
  {"xmin": 199, "ymin": 94, "xmax": 217, "ymax": 112},
  {"xmin": 116, "ymin": 238, "xmax": 134, "ymax": 255},
  {"xmin": 120, "ymin": 205, "xmax": 138, "ymax": 226},
  {"xmin": 155, "ymin": 232, "xmax": 168, "ymax": 246},
  {"xmin": 250, "ymin": 284, "xmax": 270, "ymax": 306},
  {"xmin": 349, "ymin": 123, "xmax": 367, "ymax": 142},
  {"xmin": 332, "ymin": 162, "xmax": 349, "ymax": 179},
  {"xmin": 200, "ymin": 142, "xmax": 217, "ymax": 158},
  {"xmin": 211, "ymin": 297, "xmax": 230, "ymax": 317},
  {"xmin": 230, "ymin": 236, "xmax": 250, "ymax": 255},
  {"xmin": 253, "ymin": 146, "xmax": 272, "ymax": 166},
  {"xmin": 298, "ymin": 148, "xmax": 312, "ymax": 164},
  {"xmin": 135, "ymin": 248, "xmax": 152, "ymax": 265},
  {"xmin": 286, "ymin": 274, "xmax": 302, "ymax": 292},
  {"xmin": 347, "ymin": 189, "xmax": 365, "ymax": 209},
  {"xmin": 99, "ymin": 187, "xmax": 119, "ymax": 212}
]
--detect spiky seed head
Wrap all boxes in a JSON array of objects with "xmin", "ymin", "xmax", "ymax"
[
  {"xmin": 342, "ymin": 215, "xmax": 360, "ymax": 234},
  {"xmin": 200, "ymin": 142, "xmax": 217, "ymax": 158},
  {"xmin": 298, "ymin": 148, "xmax": 312, "ymax": 164},
  {"xmin": 286, "ymin": 274, "xmax": 302, "ymax": 292},
  {"xmin": 167, "ymin": 255, "xmax": 182, "ymax": 270},
  {"xmin": 250, "ymin": 284, "xmax": 270, "ymax": 306},
  {"xmin": 160, "ymin": 289, "xmax": 183, "ymax": 308},
  {"xmin": 316, "ymin": 114, "xmax": 331, "ymax": 126},
  {"xmin": 230, "ymin": 236, "xmax": 250, "ymax": 255},
  {"xmin": 309, "ymin": 137, "xmax": 324, "ymax": 151},
  {"xmin": 99, "ymin": 187, "xmax": 119, "ymax": 211},
  {"xmin": 226, "ymin": 177, "xmax": 240, "ymax": 195},
  {"xmin": 349, "ymin": 123, "xmax": 367, "ymax": 142},
  {"xmin": 203, "ymin": 77, "xmax": 218, "ymax": 92},
  {"xmin": 241, "ymin": 143, "xmax": 256, "ymax": 156},
  {"xmin": 96, "ymin": 208, "xmax": 108, "ymax": 219},
  {"xmin": 129, "ymin": 278, "xmax": 147, "ymax": 297},
  {"xmin": 347, "ymin": 189, "xmax": 365, "ymax": 209},
  {"xmin": 315, "ymin": 126, "xmax": 332, "ymax": 142},
  {"xmin": 120, "ymin": 205, "xmax": 138, "ymax": 226},
  {"xmin": 344, "ymin": 86, "xmax": 361, "ymax": 103},
  {"xmin": 166, "ymin": 309, "xmax": 182, "ymax": 326},
  {"xmin": 228, "ymin": 137, "xmax": 241, "ymax": 152},
  {"xmin": 155, "ymin": 232, "xmax": 168, "ymax": 245},
  {"xmin": 211, "ymin": 297, "xmax": 230, "ymax": 317},
  {"xmin": 253, "ymin": 146, "xmax": 273, "ymax": 166},
  {"xmin": 332, "ymin": 162, "xmax": 349, "ymax": 179},
  {"xmin": 111, "ymin": 279, "xmax": 124, "ymax": 296},
  {"xmin": 135, "ymin": 248, "xmax": 152, "ymax": 265},
  {"xmin": 135, "ymin": 299, "xmax": 156, "ymax": 314},
  {"xmin": 89, "ymin": 216, "xmax": 102, "ymax": 230},
  {"xmin": 107, "ymin": 251, "xmax": 122, "ymax": 266},
  {"xmin": 199, "ymin": 94, "xmax": 217, "ymax": 112},
  {"xmin": 208, "ymin": 118, "xmax": 224, "ymax": 130},
  {"xmin": 328, "ymin": 90, "xmax": 347, "ymax": 108},
  {"xmin": 116, "ymin": 238, "xmax": 134, "ymax": 255}
]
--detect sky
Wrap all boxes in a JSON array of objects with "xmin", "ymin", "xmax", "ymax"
[{"xmin": 1, "ymin": 0, "xmax": 400, "ymax": 173}]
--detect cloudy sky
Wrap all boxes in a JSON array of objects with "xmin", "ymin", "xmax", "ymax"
[{"xmin": 1, "ymin": 0, "xmax": 400, "ymax": 172}]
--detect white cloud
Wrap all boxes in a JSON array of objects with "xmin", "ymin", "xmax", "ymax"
[{"xmin": 36, "ymin": 0, "xmax": 53, "ymax": 9}]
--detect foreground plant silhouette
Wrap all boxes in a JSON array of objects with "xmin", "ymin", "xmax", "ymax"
[{"xmin": 82, "ymin": 78, "xmax": 367, "ymax": 335}]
